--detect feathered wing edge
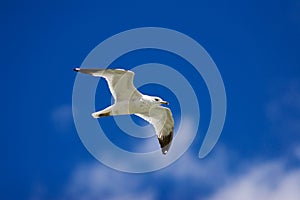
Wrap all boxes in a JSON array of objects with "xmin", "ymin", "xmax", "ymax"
[
  {"xmin": 73, "ymin": 68, "xmax": 142, "ymax": 101},
  {"xmin": 136, "ymin": 107, "xmax": 174, "ymax": 155}
]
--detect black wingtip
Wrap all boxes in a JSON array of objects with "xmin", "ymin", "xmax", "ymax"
[
  {"xmin": 162, "ymin": 149, "xmax": 169, "ymax": 155},
  {"xmin": 161, "ymin": 144, "xmax": 171, "ymax": 155},
  {"xmin": 158, "ymin": 130, "xmax": 173, "ymax": 155},
  {"xmin": 73, "ymin": 68, "xmax": 80, "ymax": 72}
]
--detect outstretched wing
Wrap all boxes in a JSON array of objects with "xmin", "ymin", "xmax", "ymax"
[
  {"xmin": 74, "ymin": 68, "xmax": 142, "ymax": 101},
  {"xmin": 135, "ymin": 107, "xmax": 174, "ymax": 154}
]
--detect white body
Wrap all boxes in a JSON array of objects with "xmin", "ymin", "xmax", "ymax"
[{"xmin": 74, "ymin": 68, "xmax": 174, "ymax": 154}]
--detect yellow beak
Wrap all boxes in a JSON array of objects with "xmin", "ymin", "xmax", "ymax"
[{"xmin": 161, "ymin": 101, "xmax": 169, "ymax": 105}]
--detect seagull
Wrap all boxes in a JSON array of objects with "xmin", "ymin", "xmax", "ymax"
[{"xmin": 73, "ymin": 68, "xmax": 174, "ymax": 154}]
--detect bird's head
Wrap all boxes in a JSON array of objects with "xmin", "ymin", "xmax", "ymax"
[{"xmin": 152, "ymin": 96, "xmax": 169, "ymax": 105}]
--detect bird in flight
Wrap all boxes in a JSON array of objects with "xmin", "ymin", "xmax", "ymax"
[{"xmin": 73, "ymin": 68, "xmax": 174, "ymax": 154}]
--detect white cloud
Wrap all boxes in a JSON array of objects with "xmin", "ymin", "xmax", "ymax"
[
  {"xmin": 58, "ymin": 145, "xmax": 230, "ymax": 200},
  {"xmin": 60, "ymin": 145, "xmax": 300, "ymax": 200},
  {"xmin": 61, "ymin": 163, "xmax": 155, "ymax": 200},
  {"xmin": 45, "ymin": 104, "xmax": 300, "ymax": 200},
  {"xmin": 162, "ymin": 145, "xmax": 230, "ymax": 187},
  {"xmin": 207, "ymin": 160, "xmax": 300, "ymax": 200},
  {"xmin": 31, "ymin": 143, "xmax": 300, "ymax": 200}
]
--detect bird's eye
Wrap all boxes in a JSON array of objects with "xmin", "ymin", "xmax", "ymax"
[{"xmin": 155, "ymin": 98, "xmax": 159, "ymax": 101}]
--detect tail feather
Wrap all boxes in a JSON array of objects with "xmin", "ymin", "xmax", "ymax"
[{"xmin": 91, "ymin": 111, "xmax": 111, "ymax": 118}]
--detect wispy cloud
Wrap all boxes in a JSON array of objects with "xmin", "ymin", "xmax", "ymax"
[
  {"xmin": 57, "ymin": 145, "xmax": 231, "ymax": 200},
  {"xmin": 30, "ymin": 144, "xmax": 300, "ymax": 200},
  {"xmin": 43, "ymin": 100, "xmax": 300, "ymax": 200},
  {"xmin": 29, "ymin": 183, "xmax": 47, "ymax": 200},
  {"xmin": 61, "ymin": 163, "xmax": 155, "ymax": 200},
  {"xmin": 293, "ymin": 146, "xmax": 300, "ymax": 161},
  {"xmin": 266, "ymin": 81, "xmax": 300, "ymax": 119},
  {"xmin": 266, "ymin": 81, "xmax": 300, "ymax": 141},
  {"xmin": 51, "ymin": 104, "xmax": 73, "ymax": 132},
  {"xmin": 162, "ymin": 145, "xmax": 230, "ymax": 187},
  {"xmin": 207, "ymin": 160, "xmax": 300, "ymax": 200}
]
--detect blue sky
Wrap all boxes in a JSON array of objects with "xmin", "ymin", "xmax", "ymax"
[{"xmin": 1, "ymin": 0, "xmax": 300, "ymax": 199}]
